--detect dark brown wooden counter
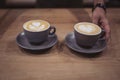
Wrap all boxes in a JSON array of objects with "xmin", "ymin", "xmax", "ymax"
[{"xmin": 0, "ymin": 8, "xmax": 120, "ymax": 80}]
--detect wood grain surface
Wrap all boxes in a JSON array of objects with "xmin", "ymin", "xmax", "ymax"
[{"xmin": 0, "ymin": 8, "xmax": 120, "ymax": 80}]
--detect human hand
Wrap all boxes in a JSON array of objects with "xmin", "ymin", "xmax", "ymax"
[{"xmin": 92, "ymin": 7, "xmax": 110, "ymax": 42}]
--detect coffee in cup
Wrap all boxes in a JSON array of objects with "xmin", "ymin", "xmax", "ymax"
[
  {"xmin": 74, "ymin": 22, "xmax": 102, "ymax": 48},
  {"xmin": 23, "ymin": 20, "xmax": 56, "ymax": 44},
  {"xmin": 24, "ymin": 20, "xmax": 50, "ymax": 32}
]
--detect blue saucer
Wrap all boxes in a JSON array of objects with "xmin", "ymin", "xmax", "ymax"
[
  {"xmin": 16, "ymin": 32, "xmax": 58, "ymax": 51},
  {"xmin": 65, "ymin": 32, "xmax": 107, "ymax": 54}
]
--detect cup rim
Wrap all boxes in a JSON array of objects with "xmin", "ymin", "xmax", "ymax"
[
  {"xmin": 23, "ymin": 20, "xmax": 50, "ymax": 32},
  {"xmin": 74, "ymin": 22, "xmax": 102, "ymax": 36}
]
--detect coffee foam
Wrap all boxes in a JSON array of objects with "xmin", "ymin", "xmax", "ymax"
[
  {"xmin": 23, "ymin": 20, "xmax": 50, "ymax": 32},
  {"xmin": 74, "ymin": 22, "xmax": 101, "ymax": 35}
]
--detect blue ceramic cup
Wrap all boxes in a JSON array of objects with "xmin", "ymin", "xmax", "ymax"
[
  {"xmin": 23, "ymin": 20, "xmax": 56, "ymax": 44},
  {"xmin": 74, "ymin": 22, "xmax": 103, "ymax": 48}
]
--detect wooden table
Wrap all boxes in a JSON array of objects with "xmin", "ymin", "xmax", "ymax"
[{"xmin": 0, "ymin": 8, "xmax": 120, "ymax": 80}]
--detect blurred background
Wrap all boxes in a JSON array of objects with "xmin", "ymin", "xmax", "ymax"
[{"xmin": 0, "ymin": 0, "xmax": 120, "ymax": 8}]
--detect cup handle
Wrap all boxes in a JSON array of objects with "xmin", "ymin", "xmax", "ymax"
[
  {"xmin": 99, "ymin": 29, "xmax": 106, "ymax": 40},
  {"xmin": 49, "ymin": 26, "xmax": 56, "ymax": 35},
  {"xmin": 100, "ymin": 29, "xmax": 106, "ymax": 38}
]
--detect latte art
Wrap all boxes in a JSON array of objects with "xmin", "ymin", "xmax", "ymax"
[
  {"xmin": 78, "ymin": 24, "xmax": 97, "ymax": 33},
  {"xmin": 23, "ymin": 20, "xmax": 50, "ymax": 32},
  {"xmin": 28, "ymin": 23, "xmax": 45, "ymax": 31},
  {"xmin": 74, "ymin": 22, "xmax": 101, "ymax": 35}
]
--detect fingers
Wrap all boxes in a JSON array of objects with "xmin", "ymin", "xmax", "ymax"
[
  {"xmin": 101, "ymin": 19, "xmax": 111, "ymax": 42},
  {"xmin": 92, "ymin": 15, "xmax": 99, "ymax": 25},
  {"xmin": 92, "ymin": 15, "xmax": 111, "ymax": 43},
  {"xmin": 92, "ymin": 8, "xmax": 111, "ymax": 44},
  {"xmin": 104, "ymin": 24, "xmax": 111, "ymax": 42}
]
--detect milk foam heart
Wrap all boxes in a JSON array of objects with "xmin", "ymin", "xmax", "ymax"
[
  {"xmin": 32, "ymin": 22, "xmax": 41, "ymax": 27},
  {"xmin": 74, "ymin": 22, "xmax": 101, "ymax": 35},
  {"xmin": 29, "ymin": 25, "xmax": 36, "ymax": 30},
  {"xmin": 38, "ymin": 25, "xmax": 45, "ymax": 31},
  {"xmin": 78, "ymin": 25, "xmax": 95, "ymax": 33},
  {"xmin": 23, "ymin": 20, "xmax": 50, "ymax": 32}
]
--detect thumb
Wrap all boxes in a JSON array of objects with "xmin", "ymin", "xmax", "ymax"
[{"xmin": 92, "ymin": 16, "xmax": 99, "ymax": 25}]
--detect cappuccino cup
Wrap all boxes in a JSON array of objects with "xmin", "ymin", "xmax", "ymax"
[
  {"xmin": 74, "ymin": 22, "xmax": 102, "ymax": 48},
  {"xmin": 23, "ymin": 20, "xmax": 56, "ymax": 44}
]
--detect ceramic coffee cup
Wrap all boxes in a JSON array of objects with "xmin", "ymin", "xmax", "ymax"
[
  {"xmin": 23, "ymin": 20, "xmax": 56, "ymax": 44},
  {"xmin": 74, "ymin": 22, "xmax": 103, "ymax": 48}
]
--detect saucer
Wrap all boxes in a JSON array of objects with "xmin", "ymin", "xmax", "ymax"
[
  {"xmin": 16, "ymin": 32, "xmax": 58, "ymax": 51},
  {"xmin": 65, "ymin": 32, "xmax": 107, "ymax": 54}
]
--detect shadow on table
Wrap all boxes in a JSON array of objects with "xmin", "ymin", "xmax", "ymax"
[
  {"xmin": 19, "ymin": 47, "xmax": 53, "ymax": 55},
  {"xmin": 69, "ymin": 48, "xmax": 103, "ymax": 58},
  {"xmin": 56, "ymin": 40, "xmax": 65, "ymax": 53}
]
